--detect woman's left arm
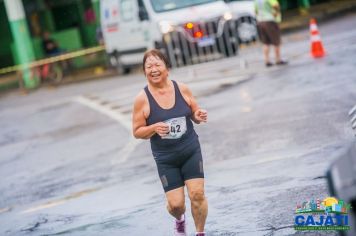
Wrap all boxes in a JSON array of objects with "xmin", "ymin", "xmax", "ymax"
[{"xmin": 178, "ymin": 82, "xmax": 207, "ymax": 124}]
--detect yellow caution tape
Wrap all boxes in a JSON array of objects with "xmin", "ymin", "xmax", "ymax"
[{"xmin": 0, "ymin": 45, "xmax": 105, "ymax": 75}]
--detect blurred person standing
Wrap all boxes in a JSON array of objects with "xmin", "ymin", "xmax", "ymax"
[
  {"xmin": 254, "ymin": 0, "xmax": 288, "ymax": 67},
  {"xmin": 84, "ymin": 6, "xmax": 96, "ymax": 24},
  {"xmin": 41, "ymin": 31, "xmax": 70, "ymax": 72},
  {"xmin": 41, "ymin": 31, "xmax": 60, "ymax": 57}
]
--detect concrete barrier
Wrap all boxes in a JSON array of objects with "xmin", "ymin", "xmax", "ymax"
[{"xmin": 327, "ymin": 141, "xmax": 356, "ymax": 236}]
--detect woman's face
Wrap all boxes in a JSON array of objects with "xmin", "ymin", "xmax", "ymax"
[{"xmin": 144, "ymin": 55, "xmax": 168, "ymax": 84}]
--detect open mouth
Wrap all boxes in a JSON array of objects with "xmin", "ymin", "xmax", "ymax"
[{"xmin": 151, "ymin": 73, "xmax": 161, "ymax": 78}]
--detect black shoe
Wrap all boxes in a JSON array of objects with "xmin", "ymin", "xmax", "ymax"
[
  {"xmin": 276, "ymin": 60, "xmax": 288, "ymax": 65},
  {"xmin": 265, "ymin": 62, "xmax": 273, "ymax": 67}
]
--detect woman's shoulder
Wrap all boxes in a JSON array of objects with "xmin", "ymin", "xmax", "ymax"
[
  {"xmin": 133, "ymin": 89, "xmax": 150, "ymax": 118},
  {"xmin": 175, "ymin": 81, "xmax": 190, "ymax": 93},
  {"xmin": 174, "ymin": 81, "xmax": 193, "ymax": 106},
  {"xmin": 134, "ymin": 89, "xmax": 148, "ymax": 106}
]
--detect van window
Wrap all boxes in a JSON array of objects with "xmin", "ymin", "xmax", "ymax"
[
  {"xmin": 150, "ymin": 0, "xmax": 219, "ymax": 13},
  {"xmin": 138, "ymin": 0, "xmax": 149, "ymax": 21},
  {"xmin": 120, "ymin": 0, "xmax": 135, "ymax": 21},
  {"xmin": 138, "ymin": 0, "xmax": 147, "ymax": 9}
]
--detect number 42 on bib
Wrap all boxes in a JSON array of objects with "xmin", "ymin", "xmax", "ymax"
[{"xmin": 162, "ymin": 116, "xmax": 187, "ymax": 139}]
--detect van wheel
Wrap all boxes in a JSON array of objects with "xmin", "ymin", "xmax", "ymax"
[
  {"xmin": 116, "ymin": 65, "xmax": 131, "ymax": 75},
  {"xmin": 236, "ymin": 17, "xmax": 257, "ymax": 44},
  {"xmin": 123, "ymin": 67, "xmax": 131, "ymax": 74},
  {"xmin": 108, "ymin": 52, "xmax": 130, "ymax": 75}
]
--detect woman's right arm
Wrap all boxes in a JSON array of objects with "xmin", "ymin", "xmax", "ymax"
[
  {"xmin": 132, "ymin": 91, "xmax": 169, "ymax": 139},
  {"xmin": 132, "ymin": 91, "xmax": 155, "ymax": 139}
]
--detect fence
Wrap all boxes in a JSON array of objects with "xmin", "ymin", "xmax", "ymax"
[{"xmin": 159, "ymin": 16, "xmax": 256, "ymax": 68}]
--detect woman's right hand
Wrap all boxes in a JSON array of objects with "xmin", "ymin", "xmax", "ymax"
[{"xmin": 153, "ymin": 122, "xmax": 170, "ymax": 137}]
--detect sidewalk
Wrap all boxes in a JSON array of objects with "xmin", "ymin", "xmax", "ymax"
[
  {"xmin": 280, "ymin": 0, "xmax": 356, "ymax": 32},
  {"xmin": 0, "ymin": 66, "xmax": 117, "ymax": 95},
  {"xmin": 1, "ymin": 0, "xmax": 356, "ymax": 93}
]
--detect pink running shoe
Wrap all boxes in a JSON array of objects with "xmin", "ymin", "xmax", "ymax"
[
  {"xmin": 174, "ymin": 214, "xmax": 186, "ymax": 236},
  {"xmin": 195, "ymin": 233, "xmax": 206, "ymax": 236}
]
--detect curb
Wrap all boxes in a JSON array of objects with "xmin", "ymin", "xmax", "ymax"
[{"xmin": 280, "ymin": 1, "xmax": 356, "ymax": 33}]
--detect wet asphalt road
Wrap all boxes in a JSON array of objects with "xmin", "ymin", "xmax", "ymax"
[{"xmin": 0, "ymin": 13, "xmax": 356, "ymax": 236}]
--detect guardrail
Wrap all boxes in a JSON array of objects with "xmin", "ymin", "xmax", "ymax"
[
  {"xmin": 161, "ymin": 17, "xmax": 256, "ymax": 68},
  {"xmin": 0, "ymin": 45, "xmax": 105, "ymax": 76},
  {"xmin": 0, "ymin": 45, "xmax": 107, "ymax": 90}
]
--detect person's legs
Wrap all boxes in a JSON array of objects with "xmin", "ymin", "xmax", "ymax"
[
  {"xmin": 165, "ymin": 187, "xmax": 186, "ymax": 220},
  {"xmin": 258, "ymin": 22, "xmax": 273, "ymax": 66},
  {"xmin": 268, "ymin": 22, "xmax": 287, "ymax": 65},
  {"xmin": 274, "ymin": 45, "xmax": 281, "ymax": 63},
  {"xmin": 186, "ymin": 178, "xmax": 208, "ymax": 233},
  {"xmin": 179, "ymin": 140, "xmax": 206, "ymax": 234},
  {"xmin": 274, "ymin": 45, "xmax": 288, "ymax": 65},
  {"xmin": 263, "ymin": 44, "xmax": 272, "ymax": 65},
  {"xmin": 166, "ymin": 187, "xmax": 187, "ymax": 235},
  {"xmin": 155, "ymin": 155, "xmax": 187, "ymax": 235}
]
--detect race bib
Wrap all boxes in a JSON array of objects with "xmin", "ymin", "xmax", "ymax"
[{"xmin": 162, "ymin": 116, "xmax": 187, "ymax": 139}]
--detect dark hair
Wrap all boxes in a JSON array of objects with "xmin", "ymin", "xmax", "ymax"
[{"xmin": 142, "ymin": 49, "xmax": 171, "ymax": 73}]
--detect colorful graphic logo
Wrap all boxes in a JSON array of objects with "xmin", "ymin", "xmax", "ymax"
[
  {"xmin": 104, "ymin": 7, "xmax": 119, "ymax": 20},
  {"xmin": 294, "ymin": 197, "xmax": 351, "ymax": 231}
]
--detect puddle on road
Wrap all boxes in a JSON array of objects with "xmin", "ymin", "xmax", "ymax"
[
  {"xmin": 0, "ymin": 122, "xmax": 99, "ymax": 148},
  {"xmin": 197, "ymin": 76, "xmax": 254, "ymax": 98},
  {"xmin": 241, "ymin": 106, "xmax": 252, "ymax": 113},
  {"xmin": 36, "ymin": 122, "xmax": 98, "ymax": 141},
  {"xmin": 21, "ymin": 218, "xmax": 49, "ymax": 233},
  {"xmin": 21, "ymin": 188, "xmax": 100, "ymax": 214},
  {"xmin": 44, "ymin": 217, "xmax": 130, "ymax": 235},
  {"xmin": 36, "ymin": 102, "xmax": 71, "ymax": 113},
  {"xmin": 0, "ymin": 207, "xmax": 12, "ymax": 214}
]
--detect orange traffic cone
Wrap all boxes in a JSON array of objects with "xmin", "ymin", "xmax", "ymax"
[{"xmin": 310, "ymin": 18, "xmax": 326, "ymax": 58}]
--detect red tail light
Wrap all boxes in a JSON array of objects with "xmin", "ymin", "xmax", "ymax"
[{"xmin": 194, "ymin": 31, "xmax": 203, "ymax": 38}]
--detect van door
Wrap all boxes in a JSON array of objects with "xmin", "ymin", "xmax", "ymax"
[
  {"xmin": 117, "ymin": 0, "xmax": 148, "ymax": 52},
  {"xmin": 101, "ymin": 0, "xmax": 121, "ymax": 53}
]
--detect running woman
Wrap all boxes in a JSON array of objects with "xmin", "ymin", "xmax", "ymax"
[{"xmin": 132, "ymin": 49, "xmax": 208, "ymax": 236}]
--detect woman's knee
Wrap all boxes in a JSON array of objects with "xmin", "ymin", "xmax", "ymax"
[
  {"xmin": 167, "ymin": 200, "xmax": 185, "ymax": 213},
  {"xmin": 190, "ymin": 190, "xmax": 205, "ymax": 202}
]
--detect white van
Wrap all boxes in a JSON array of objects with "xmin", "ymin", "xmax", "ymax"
[
  {"xmin": 224, "ymin": 0, "xmax": 257, "ymax": 43},
  {"xmin": 100, "ymin": 0, "xmax": 241, "ymax": 73}
]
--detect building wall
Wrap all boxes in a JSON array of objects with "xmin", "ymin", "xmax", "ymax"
[{"xmin": 0, "ymin": 1, "xmax": 14, "ymax": 67}]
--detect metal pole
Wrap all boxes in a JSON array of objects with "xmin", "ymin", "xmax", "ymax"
[
  {"xmin": 298, "ymin": 0, "xmax": 310, "ymax": 15},
  {"xmin": 299, "ymin": 0, "xmax": 310, "ymax": 9},
  {"xmin": 91, "ymin": 0, "xmax": 101, "ymax": 26},
  {"xmin": 4, "ymin": 0, "xmax": 39, "ymax": 89}
]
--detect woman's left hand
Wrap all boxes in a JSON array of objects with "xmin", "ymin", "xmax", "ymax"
[{"xmin": 194, "ymin": 109, "xmax": 208, "ymax": 123}]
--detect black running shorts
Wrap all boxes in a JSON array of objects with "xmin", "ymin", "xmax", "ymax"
[{"xmin": 153, "ymin": 139, "xmax": 204, "ymax": 192}]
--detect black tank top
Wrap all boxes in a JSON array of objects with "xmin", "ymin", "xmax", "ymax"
[{"xmin": 144, "ymin": 80, "xmax": 198, "ymax": 154}]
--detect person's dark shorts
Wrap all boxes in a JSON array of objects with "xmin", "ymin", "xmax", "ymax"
[
  {"xmin": 257, "ymin": 21, "xmax": 281, "ymax": 46},
  {"xmin": 153, "ymin": 139, "xmax": 204, "ymax": 193}
]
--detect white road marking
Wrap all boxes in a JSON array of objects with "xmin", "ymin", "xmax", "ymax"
[
  {"xmin": 74, "ymin": 96, "xmax": 132, "ymax": 130},
  {"xmin": 112, "ymin": 137, "xmax": 142, "ymax": 164},
  {"xmin": 73, "ymin": 96, "xmax": 142, "ymax": 163},
  {"xmin": 21, "ymin": 188, "xmax": 100, "ymax": 214}
]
